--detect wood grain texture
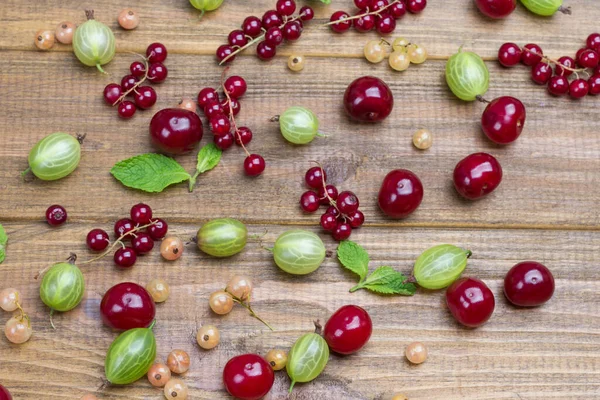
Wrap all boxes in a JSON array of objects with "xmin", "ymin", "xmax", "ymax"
[{"xmin": 0, "ymin": 0, "xmax": 599, "ymax": 399}]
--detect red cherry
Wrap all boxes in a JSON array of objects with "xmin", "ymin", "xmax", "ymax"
[
  {"xmin": 344, "ymin": 76, "xmax": 394, "ymax": 122},
  {"xmin": 323, "ymin": 305, "xmax": 372, "ymax": 355},
  {"xmin": 497, "ymin": 43, "xmax": 522, "ymax": 67},
  {"xmin": 481, "ymin": 96, "xmax": 526, "ymax": 144},
  {"xmin": 378, "ymin": 169, "xmax": 423, "ymax": 218},
  {"xmin": 0, "ymin": 384, "xmax": 12, "ymax": 400},
  {"xmin": 149, "ymin": 108, "xmax": 203, "ymax": 154},
  {"xmin": 453, "ymin": 153, "xmax": 502, "ymax": 200},
  {"xmin": 474, "ymin": 0, "xmax": 516, "ymax": 18},
  {"xmin": 100, "ymin": 282, "xmax": 156, "ymax": 330},
  {"xmin": 446, "ymin": 277, "xmax": 495, "ymax": 328},
  {"xmin": 223, "ymin": 354, "xmax": 274, "ymax": 400},
  {"xmin": 504, "ymin": 261, "xmax": 555, "ymax": 307},
  {"xmin": 520, "ymin": 43, "xmax": 543, "ymax": 66}
]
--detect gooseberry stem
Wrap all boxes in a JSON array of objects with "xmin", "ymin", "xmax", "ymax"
[
  {"xmin": 232, "ymin": 298, "xmax": 274, "ymax": 331},
  {"xmin": 322, "ymin": 0, "xmax": 402, "ymax": 26},
  {"xmin": 49, "ymin": 309, "xmax": 56, "ymax": 330},
  {"xmin": 221, "ymin": 68, "xmax": 251, "ymax": 157},
  {"xmin": 558, "ymin": 6, "xmax": 572, "ymax": 14}
]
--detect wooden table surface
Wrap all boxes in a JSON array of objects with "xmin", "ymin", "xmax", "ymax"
[{"xmin": 1, "ymin": 1, "xmax": 599, "ymax": 399}]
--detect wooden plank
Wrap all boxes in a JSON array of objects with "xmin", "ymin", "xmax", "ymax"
[
  {"xmin": 1, "ymin": 52, "xmax": 599, "ymax": 228},
  {"xmin": 0, "ymin": 222, "xmax": 598, "ymax": 399}
]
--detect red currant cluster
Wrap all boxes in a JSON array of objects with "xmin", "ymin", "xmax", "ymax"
[
  {"xmin": 301, "ymin": 166, "xmax": 365, "ymax": 241},
  {"xmin": 198, "ymin": 73, "xmax": 266, "ymax": 176},
  {"xmin": 328, "ymin": 0, "xmax": 426, "ymax": 35},
  {"xmin": 85, "ymin": 203, "xmax": 168, "ymax": 268},
  {"xmin": 102, "ymin": 43, "xmax": 169, "ymax": 119},
  {"xmin": 498, "ymin": 33, "xmax": 600, "ymax": 98},
  {"xmin": 216, "ymin": 0, "xmax": 314, "ymax": 64}
]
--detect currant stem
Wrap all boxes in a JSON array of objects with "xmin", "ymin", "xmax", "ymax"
[
  {"xmin": 221, "ymin": 68, "xmax": 251, "ymax": 157},
  {"xmin": 233, "ymin": 298, "xmax": 274, "ymax": 331},
  {"xmin": 311, "ymin": 160, "xmax": 342, "ymax": 214},
  {"xmin": 522, "ymin": 47, "xmax": 586, "ymax": 73},
  {"xmin": 113, "ymin": 54, "xmax": 150, "ymax": 105},
  {"xmin": 322, "ymin": 0, "xmax": 402, "ymax": 26}
]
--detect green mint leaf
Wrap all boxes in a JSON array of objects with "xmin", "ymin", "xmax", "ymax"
[
  {"xmin": 196, "ymin": 143, "xmax": 222, "ymax": 174},
  {"xmin": 111, "ymin": 153, "xmax": 190, "ymax": 193},
  {"xmin": 351, "ymin": 266, "xmax": 416, "ymax": 296},
  {"xmin": 337, "ymin": 240, "xmax": 369, "ymax": 281},
  {"xmin": 0, "ymin": 223, "xmax": 7, "ymax": 264}
]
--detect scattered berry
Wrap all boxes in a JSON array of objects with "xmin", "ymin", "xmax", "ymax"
[
  {"xmin": 160, "ymin": 236, "xmax": 184, "ymax": 261},
  {"xmin": 118, "ymin": 9, "xmax": 139, "ymax": 30},
  {"xmin": 87, "ymin": 229, "xmax": 110, "ymax": 251},
  {"xmin": 405, "ymin": 342, "xmax": 427, "ymax": 364},
  {"xmin": 46, "ymin": 204, "xmax": 67, "ymax": 226}
]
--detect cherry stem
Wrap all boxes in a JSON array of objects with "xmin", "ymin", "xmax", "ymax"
[
  {"xmin": 113, "ymin": 54, "xmax": 150, "ymax": 105},
  {"xmin": 322, "ymin": 0, "xmax": 401, "ymax": 26},
  {"xmin": 522, "ymin": 47, "xmax": 586, "ymax": 73},
  {"xmin": 221, "ymin": 67, "xmax": 251, "ymax": 157},
  {"xmin": 232, "ymin": 298, "xmax": 274, "ymax": 331}
]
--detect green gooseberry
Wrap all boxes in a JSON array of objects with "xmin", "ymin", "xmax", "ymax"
[
  {"xmin": 24, "ymin": 133, "xmax": 82, "ymax": 181},
  {"xmin": 273, "ymin": 230, "xmax": 326, "ymax": 275},
  {"xmin": 277, "ymin": 106, "xmax": 323, "ymax": 145},
  {"xmin": 286, "ymin": 323, "xmax": 329, "ymax": 393},
  {"xmin": 413, "ymin": 244, "xmax": 472, "ymax": 290},
  {"xmin": 39, "ymin": 260, "xmax": 85, "ymax": 318},
  {"xmin": 197, "ymin": 218, "xmax": 247, "ymax": 258},
  {"xmin": 72, "ymin": 10, "xmax": 115, "ymax": 73},
  {"xmin": 105, "ymin": 323, "xmax": 157, "ymax": 385},
  {"xmin": 520, "ymin": 0, "xmax": 570, "ymax": 16},
  {"xmin": 445, "ymin": 49, "xmax": 489, "ymax": 101},
  {"xmin": 189, "ymin": 0, "xmax": 225, "ymax": 16}
]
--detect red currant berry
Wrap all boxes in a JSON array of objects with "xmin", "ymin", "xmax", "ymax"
[
  {"xmin": 586, "ymin": 32, "xmax": 600, "ymax": 52},
  {"xmin": 326, "ymin": 206, "xmax": 340, "ymax": 218},
  {"xmin": 87, "ymin": 229, "xmax": 109, "ymax": 251},
  {"xmin": 46, "ymin": 204, "xmax": 67, "ymax": 226},
  {"xmin": 575, "ymin": 47, "xmax": 586, "ymax": 62},
  {"xmin": 121, "ymin": 74, "xmax": 138, "ymax": 93},
  {"xmin": 204, "ymin": 100, "xmax": 225, "ymax": 119},
  {"xmin": 216, "ymin": 45, "xmax": 235, "ymax": 64},
  {"xmin": 555, "ymin": 56, "xmax": 575, "ymax": 77},
  {"xmin": 504, "ymin": 261, "xmax": 555, "ymax": 307},
  {"xmin": 531, "ymin": 62, "xmax": 552, "ymax": 85},
  {"xmin": 224, "ymin": 76, "xmax": 247, "ymax": 98},
  {"xmin": 146, "ymin": 42, "xmax": 167, "ymax": 63},
  {"xmin": 210, "ymin": 114, "xmax": 231, "ymax": 136},
  {"xmin": 114, "ymin": 247, "xmax": 137, "ymax": 268},
  {"xmin": 244, "ymin": 154, "xmax": 266, "ymax": 176},
  {"xmin": 235, "ymin": 127, "xmax": 252, "ymax": 145},
  {"xmin": 474, "ymin": 0, "xmax": 516, "ymax": 19},
  {"xmin": 446, "ymin": 277, "xmax": 495, "ymax": 328},
  {"xmin": 262, "ymin": 10, "xmax": 283, "ymax": 30},
  {"xmin": 100, "ymin": 282, "xmax": 155, "ymax": 330},
  {"xmin": 354, "ymin": 13, "xmax": 376, "ymax": 32},
  {"xmin": 349, "ymin": 210, "xmax": 365, "ymax": 228},
  {"xmin": 578, "ymin": 49, "xmax": 599, "ymax": 68},
  {"xmin": 0, "ymin": 384, "xmax": 11, "ymax": 400},
  {"xmin": 589, "ymin": 75, "xmax": 600, "ymax": 95},
  {"xmin": 130, "ymin": 61, "xmax": 146, "ymax": 77},
  {"xmin": 406, "ymin": 0, "xmax": 427, "ymax": 13},
  {"xmin": 114, "ymin": 218, "xmax": 136, "ymax": 238},
  {"xmin": 132, "ymin": 232, "xmax": 154, "ymax": 254},
  {"xmin": 330, "ymin": 11, "xmax": 352, "ymax": 33},
  {"xmin": 354, "ymin": 0, "xmax": 370, "ymax": 9},
  {"xmin": 228, "ymin": 30, "xmax": 248, "ymax": 47},
  {"xmin": 221, "ymin": 97, "xmax": 241, "ymax": 116},
  {"xmin": 371, "ymin": 0, "xmax": 390, "ymax": 12},
  {"xmin": 390, "ymin": 1, "xmax": 407, "ymax": 18},
  {"xmin": 324, "ymin": 305, "xmax": 372, "ymax": 355},
  {"xmin": 118, "ymin": 101, "xmax": 136, "ymax": 119},
  {"xmin": 318, "ymin": 184, "xmax": 338, "ymax": 205},
  {"xmin": 198, "ymin": 88, "xmax": 219, "ymax": 108},
  {"xmin": 147, "ymin": 218, "xmax": 168, "ymax": 240},
  {"xmin": 214, "ymin": 132, "xmax": 234, "ymax": 150},
  {"xmin": 300, "ymin": 6, "xmax": 315, "ymax": 21},
  {"xmin": 336, "ymin": 191, "xmax": 359, "ymax": 214},
  {"xmin": 265, "ymin": 26, "xmax": 284, "ymax": 46},
  {"xmin": 256, "ymin": 41, "xmax": 276, "ymax": 60},
  {"xmin": 376, "ymin": 14, "xmax": 396, "ymax": 34},
  {"xmin": 242, "ymin": 16, "xmax": 262, "ymax": 37},
  {"xmin": 378, "ymin": 169, "xmax": 423, "ymax": 218},
  {"xmin": 276, "ymin": 0, "xmax": 296, "ymax": 16},
  {"xmin": 497, "ymin": 43, "xmax": 522, "ymax": 67},
  {"xmin": 300, "ymin": 190, "xmax": 320, "ymax": 213},
  {"xmin": 134, "ymin": 86, "xmax": 157, "ymax": 109},
  {"xmin": 147, "ymin": 63, "xmax": 168, "ymax": 83},
  {"xmin": 333, "ymin": 222, "xmax": 352, "ymax": 241},
  {"xmin": 569, "ymin": 79, "xmax": 589, "ymax": 99},
  {"xmin": 320, "ymin": 213, "xmax": 338, "ymax": 231},
  {"xmin": 103, "ymin": 83, "xmax": 123, "ymax": 105},
  {"xmin": 130, "ymin": 203, "xmax": 153, "ymax": 225},
  {"xmin": 547, "ymin": 75, "xmax": 570, "ymax": 96},
  {"xmin": 223, "ymin": 354, "xmax": 274, "ymax": 400},
  {"xmin": 521, "ymin": 43, "xmax": 543, "ymax": 66},
  {"xmin": 481, "ymin": 96, "xmax": 526, "ymax": 144},
  {"xmin": 305, "ymin": 166, "xmax": 327, "ymax": 189},
  {"xmin": 453, "ymin": 153, "xmax": 503, "ymax": 200},
  {"xmin": 283, "ymin": 21, "xmax": 302, "ymax": 41}
]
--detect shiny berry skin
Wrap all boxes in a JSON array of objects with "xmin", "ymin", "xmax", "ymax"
[
  {"xmin": 354, "ymin": 13, "xmax": 376, "ymax": 32},
  {"xmin": 371, "ymin": 0, "xmax": 390, "ymax": 12},
  {"xmin": 569, "ymin": 79, "xmax": 589, "ymax": 99},
  {"xmin": 498, "ymin": 43, "xmax": 522, "ymax": 67},
  {"xmin": 446, "ymin": 277, "xmax": 495, "ymax": 328},
  {"xmin": 390, "ymin": 2, "xmax": 407, "ymax": 18},
  {"xmin": 215, "ymin": 132, "xmax": 234, "ymax": 150},
  {"xmin": 577, "ymin": 49, "xmax": 599, "ymax": 68},
  {"xmin": 198, "ymin": 88, "xmax": 219, "ymax": 108},
  {"xmin": 594, "ymin": 66, "xmax": 600, "ymax": 76},
  {"xmin": 349, "ymin": 210, "xmax": 365, "ymax": 228},
  {"xmin": 481, "ymin": 96, "xmax": 526, "ymax": 144},
  {"xmin": 265, "ymin": 27, "xmax": 284, "ymax": 47},
  {"xmin": 300, "ymin": 190, "xmax": 320, "ymax": 213},
  {"xmin": 504, "ymin": 261, "xmax": 555, "ymax": 307},
  {"xmin": 118, "ymin": 101, "xmax": 136, "ymax": 118},
  {"xmin": 114, "ymin": 247, "xmax": 137, "ymax": 268},
  {"xmin": 256, "ymin": 41, "xmax": 276, "ymax": 60},
  {"xmin": 210, "ymin": 114, "xmax": 231, "ymax": 136},
  {"xmin": 216, "ymin": 45, "xmax": 235, "ymax": 64},
  {"xmin": 376, "ymin": 15, "xmax": 396, "ymax": 34},
  {"xmin": 223, "ymin": 354, "xmax": 274, "ymax": 400},
  {"xmin": 324, "ymin": 305, "xmax": 372, "ymax": 355},
  {"xmin": 114, "ymin": 218, "xmax": 136, "ymax": 238},
  {"xmin": 148, "ymin": 63, "xmax": 168, "ymax": 83},
  {"xmin": 453, "ymin": 153, "xmax": 503, "ymax": 200},
  {"xmin": 100, "ymin": 282, "xmax": 156, "ymax": 330},
  {"xmin": 276, "ymin": 0, "xmax": 296, "ymax": 16},
  {"xmin": 547, "ymin": 76, "xmax": 570, "ymax": 96},
  {"xmin": 320, "ymin": 213, "xmax": 338, "ymax": 231},
  {"xmin": 521, "ymin": 43, "xmax": 543, "ymax": 66},
  {"xmin": 283, "ymin": 21, "xmax": 302, "ymax": 41},
  {"xmin": 318, "ymin": 185, "xmax": 338, "ymax": 205},
  {"xmin": 586, "ymin": 32, "xmax": 600, "ymax": 52},
  {"xmin": 147, "ymin": 42, "xmax": 167, "ymax": 63},
  {"xmin": 378, "ymin": 169, "xmax": 424, "ymax": 218},
  {"xmin": 333, "ymin": 222, "xmax": 352, "ymax": 241},
  {"xmin": 130, "ymin": 61, "xmax": 146, "ymax": 77},
  {"xmin": 103, "ymin": 83, "xmax": 123, "ymax": 105},
  {"xmin": 330, "ymin": 11, "xmax": 352, "ymax": 33},
  {"xmin": 235, "ymin": 127, "xmax": 253, "ymax": 145},
  {"xmin": 531, "ymin": 62, "xmax": 552, "ymax": 85},
  {"xmin": 222, "ymin": 97, "xmax": 241, "ymax": 116},
  {"xmin": 244, "ymin": 154, "xmax": 266, "ymax": 176},
  {"xmin": 130, "ymin": 203, "xmax": 152, "ymax": 225},
  {"xmin": 575, "ymin": 47, "xmax": 586, "ymax": 62},
  {"xmin": 148, "ymin": 218, "xmax": 168, "ymax": 240},
  {"xmin": 150, "ymin": 108, "xmax": 203, "ymax": 154},
  {"xmin": 134, "ymin": 86, "xmax": 157, "ymax": 109},
  {"xmin": 300, "ymin": 6, "xmax": 314, "ymax": 21},
  {"xmin": 326, "ymin": 206, "xmax": 340, "ymax": 218},
  {"xmin": 228, "ymin": 30, "xmax": 248, "ymax": 47},
  {"xmin": 474, "ymin": 0, "xmax": 516, "ymax": 18},
  {"xmin": 555, "ymin": 56, "xmax": 575, "ymax": 77},
  {"xmin": 406, "ymin": 0, "xmax": 427, "ymax": 13},
  {"xmin": 262, "ymin": 10, "xmax": 283, "ymax": 30},
  {"xmin": 589, "ymin": 75, "xmax": 600, "ymax": 95},
  {"xmin": 87, "ymin": 229, "xmax": 109, "ymax": 251},
  {"xmin": 336, "ymin": 191, "xmax": 359, "ymax": 214},
  {"xmin": 132, "ymin": 232, "xmax": 154, "ymax": 254},
  {"xmin": 242, "ymin": 16, "xmax": 262, "ymax": 37},
  {"xmin": 46, "ymin": 204, "xmax": 67, "ymax": 226},
  {"xmin": 354, "ymin": 0, "xmax": 370, "ymax": 8},
  {"xmin": 121, "ymin": 74, "xmax": 138, "ymax": 93},
  {"xmin": 305, "ymin": 166, "xmax": 327, "ymax": 189},
  {"xmin": 344, "ymin": 76, "xmax": 394, "ymax": 122},
  {"xmin": 204, "ymin": 100, "xmax": 225, "ymax": 119},
  {"xmin": 0, "ymin": 385, "xmax": 12, "ymax": 400},
  {"xmin": 224, "ymin": 76, "xmax": 247, "ymax": 98}
]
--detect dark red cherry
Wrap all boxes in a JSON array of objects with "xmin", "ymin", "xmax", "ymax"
[
  {"xmin": 378, "ymin": 169, "xmax": 423, "ymax": 218},
  {"xmin": 504, "ymin": 261, "xmax": 555, "ymax": 307},
  {"xmin": 453, "ymin": 153, "xmax": 503, "ymax": 200},
  {"xmin": 344, "ymin": 76, "xmax": 394, "ymax": 122},
  {"xmin": 446, "ymin": 277, "xmax": 495, "ymax": 328},
  {"xmin": 481, "ymin": 96, "xmax": 526, "ymax": 144},
  {"xmin": 323, "ymin": 305, "xmax": 372, "ymax": 355},
  {"xmin": 223, "ymin": 354, "xmax": 275, "ymax": 400},
  {"xmin": 474, "ymin": 0, "xmax": 516, "ymax": 19},
  {"xmin": 100, "ymin": 282, "xmax": 156, "ymax": 330},
  {"xmin": 149, "ymin": 108, "xmax": 203, "ymax": 154}
]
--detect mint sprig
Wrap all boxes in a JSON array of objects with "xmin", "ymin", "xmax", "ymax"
[
  {"xmin": 189, "ymin": 144, "xmax": 222, "ymax": 191},
  {"xmin": 337, "ymin": 240, "xmax": 416, "ymax": 296},
  {"xmin": 0, "ymin": 223, "xmax": 7, "ymax": 264}
]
